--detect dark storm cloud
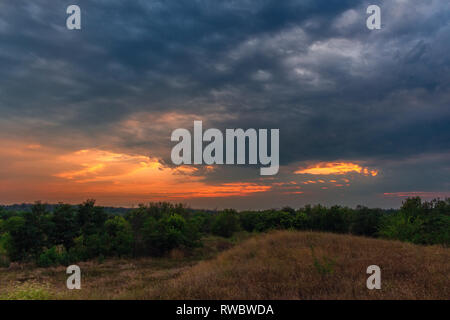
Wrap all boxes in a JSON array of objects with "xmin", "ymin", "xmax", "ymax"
[
  {"xmin": 0, "ymin": 0, "xmax": 449, "ymax": 205},
  {"xmin": 0, "ymin": 0, "xmax": 361, "ymax": 122}
]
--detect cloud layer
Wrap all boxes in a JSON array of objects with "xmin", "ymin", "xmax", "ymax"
[{"xmin": 0, "ymin": 0, "xmax": 449, "ymax": 208}]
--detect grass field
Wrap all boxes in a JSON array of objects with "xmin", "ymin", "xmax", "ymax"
[{"xmin": 0, "ymin": 231, "xmax": 448, "ymax": 300}]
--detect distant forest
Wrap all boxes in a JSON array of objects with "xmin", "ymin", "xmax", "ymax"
[
  {"xmin": 1, "ymin": 203, "xmax": 132, "ymax": 215},
  {"xmin": 0, "ymin": 197, "xmax": 449, "ymax": 268}
]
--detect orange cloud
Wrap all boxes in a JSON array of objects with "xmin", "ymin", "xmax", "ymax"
[
  {"xmin": 295, "ymin": 162, "xmax": 378, "ymax": 176},
  {"xmin": 55, "ymin": 149, "xmax": 163, "ymax": 183},
  {"xmin": 26, "ymin": 144, "xmax": 42, "ymax": 150},
  {"xmin": 283, "ymin": 191, "xmax": 304, "ymax": 195},
  {"xmin": 52, "ymin": 149, "xmax": 271, "ymax": 200},
  {"xmin": 173, "ymin": 183, "xmax": 272, "ymax": 198},
  {"xmin": 0, "ymin": 141, "xmax": 272, "ymax": 206},
  {"xmin": 383, "ymin": 192, "xmax": 449, "ymax": 198}
]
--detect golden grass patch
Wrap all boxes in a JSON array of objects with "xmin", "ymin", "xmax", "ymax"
[{"xmin": 156, "ymin": 231, "xmax": 450, "ymax": 300}]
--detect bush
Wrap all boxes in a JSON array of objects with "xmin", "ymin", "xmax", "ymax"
[
  {"xmin": 262, "ymin": 210, "xmax": 294, "ymax": 231},
  {"xmin": 350, "ymin": 207, "xmax": 383, "ymax": 237},
  {"xmin": 84, "ymin": 233, "xmax": 108, "ymax": 258},
  {"xmin": 125, "ymin": 206, "xmax": 151, "ymax": 256},
  {"xmin": 240, "ymin": 211, "xmax": 262, "ymax": 232},
  {"xmin": 379, "ymin": 198, "xmax": 450, "ymax": 245},
  {"xmin": 3, "ymin": 216, "xmax": 29, "ymax": 261},
  {"xmin": 212, "ymin": 210, "xmax": 240, "ymax": 238},
  {"xmin": 65, "ymin": 233, "xmax": 108, "ymax": 262},
  {"xmin": 37, "ymin": 246, "xmax": 68, "ymax": 267},
  {"xmin": 292, "ymin": 212, "xmax": 308, "ymax": 230},
  {"xmin": 306, "ymin": 205, "xmax": 350, "ymax": 233},
  {"xmin": 49, "ymin": 204, "xmax": 78, "ymax": 249},
  {"xmin": 418, "ymin": 214, "xmax": 450, "ymax": 245},
  {"xmin": 142, "ymin": 214, "xmax": 200, "ymax": 255},
  {"xmin": 77, "ymin": 199, "xmax": 107, "ymax": 236},
  {"xmin": 379, "ymin": 212, "xmax": 424, "ymax": 243},
  {"xmin": 66, "ymin": 235, "xmax": 89, "ymax": 262},
  {"xmin": 104, "ymin": 216, "xmax": 133, "ymax": 257},
  {"xmin": 189, "ymin": 211, "xmax": 214, "ymax": 234}
]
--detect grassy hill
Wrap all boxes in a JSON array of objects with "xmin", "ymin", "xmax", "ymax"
[
  {"xmin": 1, "ymin": 231, "xmax": 449, "ymax": 300},
  {"xmin": 156, "ymin": 231, "xmax": 449, "ymax": 299}
]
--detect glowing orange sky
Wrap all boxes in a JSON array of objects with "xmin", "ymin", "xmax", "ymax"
[
  {"xmin": 295, "ymin": 162, "xmax": 378, "ymax": 176},
  {"xmin": 0, "ymin": 141, "xmax": 274, "ymax": 205},
  {"xmin": 0, "ymin": 139, "xmax": 384, "ymax": 207}
]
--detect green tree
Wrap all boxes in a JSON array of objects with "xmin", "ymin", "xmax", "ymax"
[
  {"xmin": 125, "ymin": 205, "xmax": 150, "ymax": 256},
  {"xmin": 142, "ymin": 214, "xmax": 199, "ymax": 255},
  {"xmin": 104, "ymin": 216, "xmax": 133, "ymax": 256},
  {"xmin": 212, "ymin": 209, "xmax": 241, "ymax": 238},
  {"xmin": 379, "ymin": 211, "xmax": 423, "ymax": 243},
  {"xmin": 77, "ymin": 199, "xmax": 107, "ymax": 236},
  {"xmin": 49, "ymin": 204, "xmax": 78, "ymax": 249},
  {"xmin": 350, "ymin": 206, "xmax": 383, "ymax": 237},
  {"xmin": 189, "ymin": 211, "xmax": 214, "ymax": 234}
]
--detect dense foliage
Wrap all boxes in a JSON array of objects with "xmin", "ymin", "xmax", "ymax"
[{"xmin": 0, "ymin": 197, "xmax": 448, "ymax": 267}]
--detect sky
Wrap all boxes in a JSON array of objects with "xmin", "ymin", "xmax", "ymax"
[{"xmin": 0, "ymin": 0, "xmax": 449, "ymax": 209}]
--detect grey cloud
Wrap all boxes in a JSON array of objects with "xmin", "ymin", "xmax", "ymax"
[{"xmin": 0, "ymin": 0, "xmax": 449, "ymax": 207}]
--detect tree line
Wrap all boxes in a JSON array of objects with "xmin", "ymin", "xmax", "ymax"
[{"xmin": 0, "ymin": 197, "xmax": 448, "ymax": 268}]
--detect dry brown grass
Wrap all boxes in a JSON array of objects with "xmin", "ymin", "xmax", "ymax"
[
  {"xmin": 153, "ymin": 231, "xmax": 450, "ymax": 300},
  {"xmin": 0, "ymin": 234, "xmax": 242, "ymax": 300},
  {"xmin": 0, "ymin": 256, "xmax": 198, "ymax": 300},
  {"xmin": 0, "ymin": 231, "xmax": 448, "ymax": 300}
]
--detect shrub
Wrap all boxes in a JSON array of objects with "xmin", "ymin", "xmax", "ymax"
[
  {"xmin": 418, "ymin": 214, "xmax": 450, "ymax": 245},
  {"xmin": 292, "ymin": 212, "xmax": 308, "ymax": 230},
  {"xmin": 239, "ymin": 211, "xmax": 262, "ymax": 232},
  {"xmin": 3, "ymin": 216, "xmax": 29, "ymax": 261},
  {"xmin": 66, "ymin": 233, "xmax": 108, "ymax": 262},
  {"xmin": 104, "ymin": 216, "xmax": 133, "ymax": 257},
  {"xmin": 306, "ymin": 205, "xmax": 350, "ymax": 233},
  {"xmin": 67, "ymin": 235, "xmax": 89, "ymax": 262},
  {"xmin": 49, "ymin": 204, "xmax": 78, "ymax": 249},
  {"xmin": 84, "ymin": 232, "xmax": 108, "ymax": 258},
  {"xmin": 212, "ymin": 210, "xmax": 240, "ymax": 238},
  {"xmin": 379, "ymin": 212, "xmax": 424, "ymax": 243},
  {"xmin": 379, "ymin": 198, "xmax": 450, "ymax": 245},
  {"xmin": 77, "ymin": 199, "xmax": 107, "ymax": 236},
  {"xmin": 142, "ymin": 214, "xmax": 200, "ymax": 255},
  {"xmin": 265, "ymin": 210, "xmax": 294, "ymax": 230},
  {"xmin": 189, "ymin": 211, "xmax": 214, "ymax": 234},
  {"xmin": 37, "ymin": 246, "xmax": 68, "ymax": 267},
  {"xmin": 37, "ymin": 247, "xmax": 59, "ymax": 267},
  {"xmin": 350, "ymin": 207, "xmax": 383, "ymax": 237},
  {"xmin": 125, "ymin": 206, "xmax": 150, "ymax": 256}
]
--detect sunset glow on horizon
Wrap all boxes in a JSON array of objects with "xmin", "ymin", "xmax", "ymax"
[{"xmin": 0, "ymin": 141, "xmax": 385, "ymax": 207}]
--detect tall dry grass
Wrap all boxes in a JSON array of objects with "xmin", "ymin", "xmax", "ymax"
[
  {"xmin": 152, "ymin": 231, "xmax": 449, "ymax": 300},
  {"xmin": 1, "ymin": 231, "xmax": 448, "ymax": 299},
  {"xmin": 0, "ymin": 235, "xmax": 239, "ymax": 300}
]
